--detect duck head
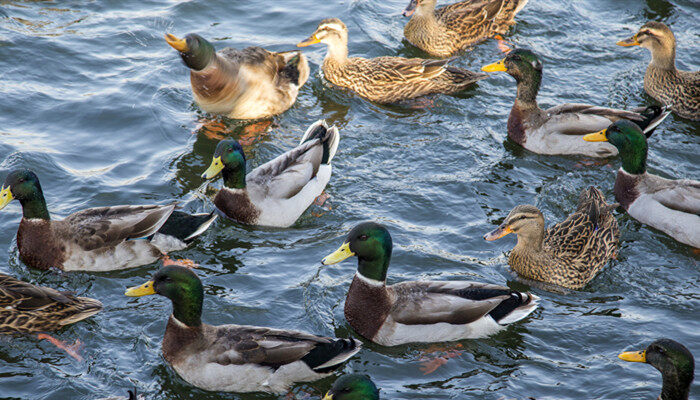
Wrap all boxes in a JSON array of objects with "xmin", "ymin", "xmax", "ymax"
[
  {"xmin": 617, "ymin": 22, "xmax": 676, "ymax": 68},
  {"xmin": 322, "ymin": 222, "xmax": 393, "ymax": 283},
  {"xmin": 323, "ymin": 374, "xmax": 380, "ymax": 400},
  {"xmin": 165, "ymin": 33, "xmax": 216, "ymax": 71},
  {"xmin": 484, "ymin": 204, "xmax": 545, "ymax": 251},
  {"xmin": 483, "ymin": 48, "xmax": 543, "ymax": 103},
  {"xmin": 403, "ymin": 0, "xmax": 437, "ymax": 17},
  {"xmin": 202, "ymin": 139, "xmax": 247, "ymax": 189},
  {"xmin": 298, "ymin": 19, "xmax": 349, "ymax": 60},
  {"xmin": 583, "ymin": 120, "xmax": 648, "ymax": 175},
  {"xmin": 0, "ymin": 169, "xmax": 50, "ymax": 220}
]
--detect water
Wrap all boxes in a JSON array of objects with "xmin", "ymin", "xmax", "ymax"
[{"xmin": 0, "ymin": 0, "xmax": 698, "ymax": 399}]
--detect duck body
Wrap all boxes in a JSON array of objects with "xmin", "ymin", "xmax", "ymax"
[
  {"xmin": 403, "ymin": 0, "xmax": 529, "ymax": 58},
  {"xmin": 166, "ymin": 34, "xmax": 309, "ymax": 120},
  {"xmin": 298, "ymin": 19, "xmax": 486, "ymax": 103},
  {"xmin": 203, "ymin": 120, "xmax": 340, "ymax": 227},
  {"xmin": 322, "ymin": 222, "xmax": 538, "ymax": 346},
  {"xmin": 0, "ymin": 272, "xmax": 102, "ymax": 334}
]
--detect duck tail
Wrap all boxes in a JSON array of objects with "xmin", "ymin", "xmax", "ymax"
[
  {"xmin": 278, "ymin": 50, "xmax": 304, "ymax": 86},
  {"xmin": 303, "ymin": 338, "xmax": 361, "ymax": 374},
  {"xmin": 489, "ymin": 292, "xmax": 539, "ymax": 325},
  {"xmin": 59, "ymin": 296, "xmax": 103, "ymax": 325},
  {"xmin": 577, "ymin": 186, "xmax": 615, "ymax": 225},
  {"xmin": 157, "ymin": 210, "xmax": 218, "ymax": 243},
  {"xmin": 633, "ymin": 104, "xmax": 671, "ymax": 137},
  {"xmin": 300, "ymin": 120, "xmax": 340, "ymax": 165},
  {"xmin": 443, "ymin": 65, "xmax": 489, "ymax": 89}
]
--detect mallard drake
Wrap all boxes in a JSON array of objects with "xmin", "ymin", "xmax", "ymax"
[
  {"xmin": 324, "ymin": 374, "xmax": 379, "ymax": 400},
  {"xmin": 0, "ymin": 272, "xmax": 102, "ymax": 334},
  {"xmin": 481, "ymin": 48, "xmax": 670, "ymax": 157},
  {"xmin": 201, "ymin": 120, "xmax": 339, "ymax": 227},
  {"xmin": 297, "ymin": 18, "xmax": 486, "ymax": 103},
  {"xmin": 125, "ymin": 265, "xmax": 361, "ymax": 394},
  {"xmin": 0, "ymin": 169, "xmax": 217, "ymax": 271},
  {"xmin": 164, "ymin": 33, "xmax": 309, "ymax": 120},
  {"xmin": 584, "ymin": 120, "xmax": 700, "ymax": 247},
  {"xmin": 619, "ymin": 338, "xmax": 695, "ymax": 400},
  {"xmin": 321, "ymin": 222, "xmax": 539, "ymax": 346},
  {"xmin": 483, "ymin": 187, "xmax": 619, "ymax": 290},
  {"xmin": 617, "ymin": 22, "xmax": 700, "ymax": 121},
  {"xmin": 402, "ymin": 0, "xmax": 529, "ymax": 58}
]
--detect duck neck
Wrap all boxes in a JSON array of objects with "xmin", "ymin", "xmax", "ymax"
[
  {"xmin": 324, "ymin": 38, "xmax": 349, "ymax": 66},
  {"xmin": 19, "ymin": 189, "xmax": 50, "ymax": 220},
  {"xmin": 514, "ymin": 227, "xmax": 545, "ymax": 254},
  {"xmin": 660, "ymin": 372, "xmax": 690, "ymax": 400},
  {"xmin": 514, "ymin": 72, "xmax": 541, "ymax": 110},
  {"xmin": 222, "ymin": 167, "xmax": 246, "ymax": 189},
  {"xmin": 413, "ymin": 2, "xmax": 438, "ymax": 23},
  {"xmin": 357, "ymin": 256, "xmax": 389, "ymax": 283},
  {"xmin": 649, "ymin": 43, "xmax": 676, "ymax": 71},
  {"xmin": 170, "ymin": 288, "xmax": 203, "ymax": 328},
  {"xmin": 619, "ymin": 145, "xmax": 647, "ymax": 175}
]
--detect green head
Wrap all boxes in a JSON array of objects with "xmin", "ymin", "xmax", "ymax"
[
  {"xmin": 164, "ymin": 33, "xmax": 216, "ymax": 71},
  {"xmin": 201, "ymin": 139, "xmax": 247, "ymax": 189},
  {"xmin": 322, "ymin": 222, "xmax": 393, "ymax": 282},
  {"xmin": 482, "ymin": 48, "xmax": 543, "ymax": 103},
  {"xmin": 583, "ymin": 120, "xmax": 648, "ymax": 174},
  {"xmin": 125, "ymin": 265, "xmax": 204, "ymax": 327},
  {"xmin": 619, "ymin": 339, "xmax": 695, "ymax": 400},
  {"xmin": 0, "ymin": 169, "xmax": 50, "ymax": 220},
  {"xmin": 324, "ymin": 374, "xmax": 379, "ymax": 400}
]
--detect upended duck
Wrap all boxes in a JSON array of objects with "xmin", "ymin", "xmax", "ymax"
[
  {"xmin": 201, "ymin": 120, "xmax": 339, "ymax": 227},
  {"xmin": 0, "ymin": 169, "xmax": 216, "ymax": 271},
  {"xmin": 0, "ymin": 272, "xmax": 102, "ymax": 334},
  {"xmin": 297, "ymin": 18, "xmax": 486, "ymax": 103},
  {"xmin": 403, "ymin": 0, "xmax": 529, "ymax": 57},
  {"xmin": 324, "ymin": 373, "xmax": 379, "ymax": 400},
  {"xmin": 617, "ymin": 22, "xmax": 700, "ymax": 121},
  {"xmin": 125, "ymin": 265, "xmax": 361, "ymax": 394},
  {"xmin": 321, "ymin": 222, "xmax": 539, "ymax": 346},
  {"xmin": 481, "ymin": 48, "xmax": 670, "ymax": 157},
  {"xmin": 165, "ymin": 33, "xmax": 309, "ymax": 120},
  {"xmin": 584, "ymin": 120, "xmax": 700, "ymax": 247},
  {"xmin": 484, "ymin": 186, "xmax": 619, "ymax": 290},
  {"xmin": 619, "ymin": 338, "xmax": 695, "ymax": 400}
]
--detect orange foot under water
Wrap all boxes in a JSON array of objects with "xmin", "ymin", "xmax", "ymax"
[
  {"xmin": 311, "ymin": 191, "xmax": 332, "ymax": 217},
  {"xmin": 162, "ymin": 255, "xmax": 199, "ymax": 269},
  {"xmin": 37, "ymin": 334, "xmax": 83, "ymax": 362},
  {"xmin": 494, "ymin": 35, "xmax": 513, "ymax": 53},
  {"xmin": 194, "ymin": 117, "xmax": 230, "ymax": 140},
  {"xmin": 418, "ymin": 343, "xmax": 464, "ymax": 374},
  {"xmin": 239, "ymin": 119, "xmax": 274, "ymax": 146}
]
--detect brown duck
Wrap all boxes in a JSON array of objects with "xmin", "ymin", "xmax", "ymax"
[
  {"xmin": 484, "ymin": 187, "xmax": 620, "ymax": 290},
  {"xmin": 297, "ymin": 18, "xmax": 486, "ymax": 103},
  {"xmin": 617, "ymin": 21, "xmax": 700, "ymax": 121},
  {"xmin": 403, "ymin": 0, "xmax": 529, "ymax": 57}
]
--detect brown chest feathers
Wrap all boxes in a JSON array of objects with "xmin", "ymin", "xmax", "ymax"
[
  {"xmin": 614, "ymin": 171, "xmax": 641, "ymax": 210},
  {"xmin": 344, "ymin": 276, "xmax": 392, "ymax": 341},
  {"xmin": 507, "ymin": 104, "xmax": 527, "ymax": 145},
  {"xmin": 162, "ymin": 316, "xmax": 204, "ymax": 365},
  {"xmin": 17, "ymin": 219, "xmax": 66, "ymax": 270},
  {"xmin": 213, "ymin": 189, "xmax": 261, "ymax": 225}
]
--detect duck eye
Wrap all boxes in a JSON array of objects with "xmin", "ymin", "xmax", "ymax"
[{"xmin": 358, "ymin": 234, "xmax": 368, "ymax": 241}]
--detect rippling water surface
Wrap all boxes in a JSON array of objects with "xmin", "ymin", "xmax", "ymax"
[{"xmin": 0, "ymin": 0, "xmax": 698, "ymax": 399}]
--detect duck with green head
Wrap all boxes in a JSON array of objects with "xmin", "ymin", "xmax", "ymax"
[
  {"xmin": 164, "ymin": 32, "xmax": 309, "ymax": 120},
  {"xmin": 481, "ymin": 48, "xmax": 670, "ymax": 157},
  {"xmin": 125, "ymin": 265, "xmax": 361, "ymax": 394},
  {"xmin": 324, "ymin": 373, "xmax": 379, "ymax": 400},
  {"xmin": 321, "ymin": 222, "xmax": 539, "ymax": 346},
  {"xmin": 619, "ymin": 339, "xmax": 695, "ymax": 400},
  {"xmin": 583, "ymin": 120, "xmax": 700, "ymax": 247},
  {"xmin": 0, "ymin": 169, "xmax": 216, "ymax": 271},
  {"xmin": 201, "ymin": 120, "xmax": 340, "ymax": 227}
]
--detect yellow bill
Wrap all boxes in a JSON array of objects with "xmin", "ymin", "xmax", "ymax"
[
  {"xmin": 619, "ymin": 349, "xmax": 646, "ymax": 363},
  {"xmin": 617, "ymin": 34, "xmax": 640, "ymax": 47},
  {"xmin": 297, "ymin": 35, "xmax": 320, "ymax": 47},
  {"xmin": 202, "ymin": 156, "xmax": 224, "ymax": 179},
  {"xmin": 482, "ymin": 58, "xmax": 507, "ymax": 72},
  {"xmin": 125, "ymin": 280, "xmax": 156, "ymax": 297},
  {"xmin": 484, "ymin": 225, "xmax": 513, "ymax": 241},
  {"xmin": 322, "ymin": 392, "xmax": 333, "ymax": 400},
  {"xmin": 583, "ymin": 129, "xmax": 608, "ymax": 142},
  {"xmin": 322, "ymin": 242, "xmax": 355, "ymax": 265},
  {"xmin": 0, "ymin": 186, "xmax": 13, "ymax": 210},
  {"xmin": 165, "ymin": 33, "xmax": 189, "ymax": 52}
]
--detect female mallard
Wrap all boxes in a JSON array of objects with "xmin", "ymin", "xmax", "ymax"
[
  {"xmin": 125, "ymin": 265, "xmax": 361, "ymax": 394},
  {"xmin": 481, "ymin": 48, "xmax": 670, "ymax": 157},
  {"xmin": 617, "ymin": 22, "xmax": 699, "ymax": 121},
  {"xmin": 201, "ymin": 120, "xmax": 339, "ymax": 227},
  {"xmin": 402, "ymin": 0, "xmax": 529, "ymax": 58},
  {"xmin": 0, "ymin": 272, "xmax": 102, "ymax": 334},
  {"xmin": 324, "ymin": 374, "xmax": 379, "ymax": 400},
  {"xmin": 164, "ymin": 33, "xmax": 309, "ymax": 120},
  {"xmin": 483, "ymin": 186, "xmax": 620, "ymax": 290},
  {"xmin": 619, "ymin": 339, "xmax": 695, "ymax": 400},
  {"xmin": 321, "ymin": 222, "xmax": 539, "ymax": 346},
  {"xmin": 0, "ymin": 169, "xmax": 216, "ymax": 271},
  {"xmin": 583, "ymin": 120, "xmax": 700, "ymax": 247},
  {"xmin": 297, "ymin": 18, "xmax": 486, "ymax": 103}
]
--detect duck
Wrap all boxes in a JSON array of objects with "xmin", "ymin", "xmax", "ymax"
[
  {"xmin": 164, "ymin": 33, "xmax": 309, "ymax": 120},
  {"xmin": 324, "ymin": 373, "xmax": 379, "ymax": 400},
  {"xmin": 201, "ymin": 120, "xmax": 339, "ymax": 227},
  {"xmin": 618, "ymin": 338, "xmax": 695, "ymax": 400},
  {"xmin": 402, "ymin": 0, "xmax": 530, "ymax": 58},
  {"xmin": 321, "ymin": 222, "xmax": 539, "ymax": 346},
  {"xmin": 583, "ymin": 120, "xmax": 700, "ymax": 247},
  {"xmin": 0, "ymin": 169, "xmax": 217, "ymax": 271},
  {"xmin": 617, "ymin": 22, "xmax": 699, "ymax": 121},
  {"xmin": 297, "ymin": 18, "xmax": 487, "ymax": 103},
  {"xmin": 483, "ymin": 186, "xmax": 620, "ymax": 290},
  {"xmin": 125, "ymin": 265, "xmax": 361, "ymax": 394},
  {"xmin": 0, "ymin": 272, "xmax": 102, "ymax": 334},
  {"xmin": 481, "ymin": 48, "xmax": 670, "ymax": 157}
]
